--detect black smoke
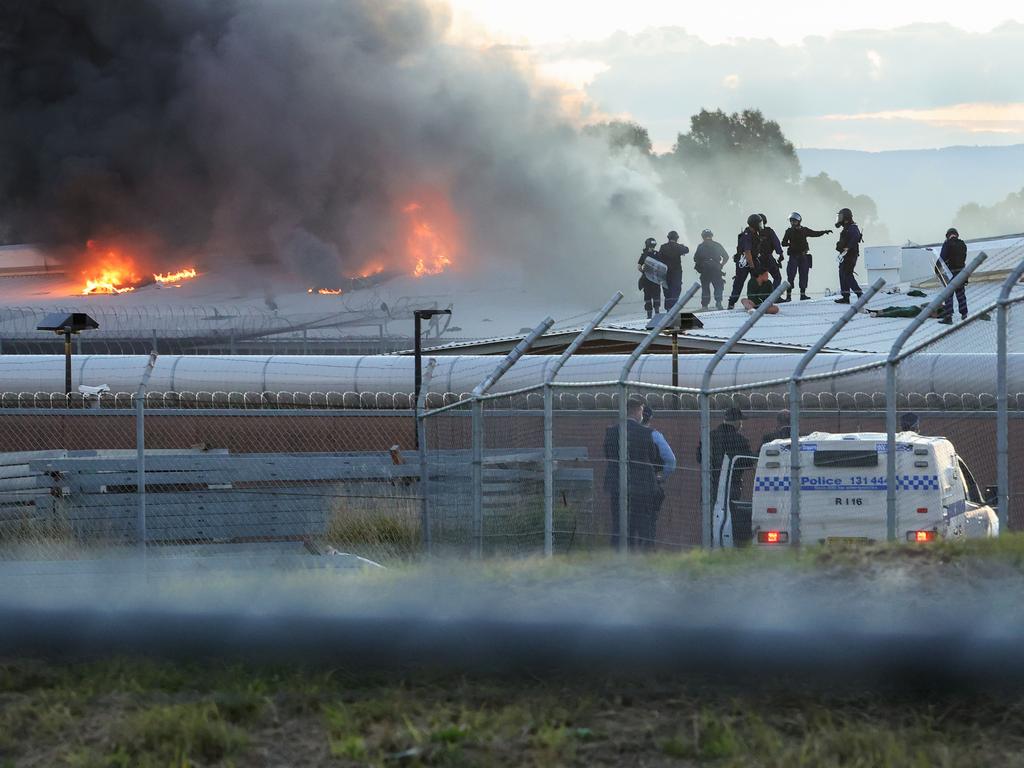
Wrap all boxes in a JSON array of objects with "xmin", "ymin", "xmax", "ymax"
[{"xmin": 0, "ymin": 0, "xmax": 679, "ymax": 291}]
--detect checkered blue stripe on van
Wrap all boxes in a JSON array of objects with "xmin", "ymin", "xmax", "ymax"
[
  {"xmin": 896, "ymin": 475, "xmax": 939, "ymax": 491},
  {"xmin": 755, "ymin": 476, "xmax": 791, "ymax": 492}
]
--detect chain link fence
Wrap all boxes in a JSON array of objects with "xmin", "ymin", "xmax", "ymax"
[
  {"xmin": 0, "ymin": 403, "xmax": 424, "ymax": 564},
  {"xmin": 418, "ymin": 263, "xmax": 1024, "ymax": 556},
  {"xmin": 2, "ymin": 264, "xmax": 1023, "ymax": 563}
]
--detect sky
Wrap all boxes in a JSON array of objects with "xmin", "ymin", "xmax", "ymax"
[{"xmin": 447, "ymin": 1, "xmax": 1024, "ymax": 151}]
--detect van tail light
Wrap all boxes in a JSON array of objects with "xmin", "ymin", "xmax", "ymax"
[
  {"xmin": 757, "ymin": 530, "xmax": 789, "ymax": 544},
  {"xmin": 766, "ymin": 507, "xmax": 778, "ymax": 515},
  {"xmin": 907, "ymin": 530, "xmax": 936, "ymax": 543},
  {"xmin": 916, "ymin": 507, "xmax": 928, "ymax": 514}
]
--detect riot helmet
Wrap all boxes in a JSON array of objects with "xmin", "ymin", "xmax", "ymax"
[
  {"xmin": 644, "ymin": 237, "xmax": 657, "ymax": 249},
  {"xmin": 946, "ymin": 227, "xmax": 959, "ymax": 239},
  {"xmin": 789, "ymin": 212, "xmax": 802, "ymax": 223},
  {"xmin": 701, "ymin": 229, "xmax": 714, "ymax": 239},
  {"xmin": 746, "ymin": 213, "xmax": 762, "ymax": 229},
  {"xmin": 835, "ymin": 207, "xmax": 853, "ymax": 227},
  {"xmin": 759, "ymin": 213, "xmax": 768, "ymax": 225}
]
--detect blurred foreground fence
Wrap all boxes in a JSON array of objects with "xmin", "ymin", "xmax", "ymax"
[{"xmin": 3, "ymin": 262, "xmax": 1024, "ymax": 563}]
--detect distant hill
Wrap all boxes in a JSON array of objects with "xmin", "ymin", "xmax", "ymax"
[{"xmin": 797, "ymin": 145, "xmax": 1024, "ymax": 244}]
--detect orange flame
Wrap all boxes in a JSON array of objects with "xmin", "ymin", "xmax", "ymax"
[
  {"xmin": 80, "ymin": 242, "xmax": 141, "ymax": 295},
  {"xmin": 402, "ymin": 198, "xmax": 457, "ymax": 278},
  {"xmin": 354, "ymin": 263, "xmax": 384, "ymax": 279},
  {"xmin": 307, "ymin": 287, "xmax": 344, "ymax": 295},
  {"xmin": 154, "ymin": 267, "xmax": 198, "ymax": 284}
]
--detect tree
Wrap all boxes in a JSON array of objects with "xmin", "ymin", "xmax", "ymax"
[
  {"xmin": 582, "ymin": 120, "xmax": 652, "ymax": 155},
  {"xmin": 582, "ymin": 107, "xmax": 891, "ymax": 250},
  {"xmin": 670, "ymin": 109, "xmax": 801, "ymax": 183},
  {"xmin": 954, "ymin": 188, "xmax": 1024, "ymax": 236}
]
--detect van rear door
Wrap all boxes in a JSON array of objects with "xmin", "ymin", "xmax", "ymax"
[
  {"xmin": 800, "ymin": 444, "xmax": 887, "ymax": 542},
  {"xmin": 713, "ymin": 454, "xmax": 758, "ymax": 547}
]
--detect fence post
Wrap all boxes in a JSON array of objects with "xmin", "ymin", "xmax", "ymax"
[
  {"xmin": 544, "ymin": 292, "xmax": 623, "ymax": 557},
  {"xmin": 700, "ymin": 281, "xmax": 790, "ymax": 549},
  {"xmin": 616, "ymin": 282, "xmax": 701, "ymax": 553},
  {"xmin": 788, "ymin": 279, "xmax": 884, "ymax": 546},
  {"xmin": 997, "ymin": 258, "xmax": 1024, "ymax": 533},
  {"xmin": 470, "ymin": 316, "xmax": 555, "ymax": 557},
  {"xmin": 885, "ymin": 253, "xmax": 987, "ymax": 541},
  {"xmin": 417, "ymin": 357, "xmax": 437, "ymax": 556},
  {"xmin": 136, "ymin": 351, "xmax": 158, "ymax": 553}
]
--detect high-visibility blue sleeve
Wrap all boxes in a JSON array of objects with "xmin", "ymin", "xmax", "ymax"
[{"xmin": 652, "ymin": 429, "xmax": 676, "ymax": 477}]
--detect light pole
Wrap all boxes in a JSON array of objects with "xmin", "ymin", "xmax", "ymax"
[
  {"xmin": 414, "ymin": 308, "xmax": 451, "ymax": 447},
  {"xmin": 36, "ymin": 312, "xmax": 100, "ymax": 394}
]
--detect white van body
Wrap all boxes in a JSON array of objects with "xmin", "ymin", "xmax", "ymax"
[{"xmin": 713, "ymin": 431, "xmax": 999, "ymax": 547}]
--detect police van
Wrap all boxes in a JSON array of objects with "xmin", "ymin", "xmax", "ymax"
[{"xmin": 712, "ymin": 431, "xmax": 999, "ymax": 547}]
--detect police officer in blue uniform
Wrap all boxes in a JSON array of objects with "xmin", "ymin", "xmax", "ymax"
[
  {"xmin": 834, "ymin": 207, "xmax": 864, "ymax": 304},
  {"xmin": 780, "ymin": 212, "xmax": 831, "ymax": 302},
  {"xmin": 693, "ymin": 229, "xmax": 729, "ymax": 310},
  {"xmin": 759, "ymin": 213, "xmax": 784, "ymax": 289},
  {"xmin": 938, "ymin": 227, "xmax": 969, "ymax": 324},
  {"xmin": 657, "ymin": 230, "xmax": 689, "ymax": 308},
  {"xmin": 727, "ymin": 214, "xmax": 763, "ymax": 309},
  {"xmin": 637, "ymin": 237, "xmax": 662, "ymax": 319}
]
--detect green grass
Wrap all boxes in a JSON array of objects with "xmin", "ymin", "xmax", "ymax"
[
  {"xmin": 4, "ymin": 657, "xmax": 1024, "ymax": 767},
  {"xmin": 7, "ymin": 537, "xmax": 1024, "ymax": 765},
  {"xmin": 324, "ymin": 493, "xmax": 422, "ymax": 562}
]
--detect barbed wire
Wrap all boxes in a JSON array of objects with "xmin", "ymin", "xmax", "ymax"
[{"xmin": 0, "ymin": 388, "xmax": 1015, "ymax": 411}]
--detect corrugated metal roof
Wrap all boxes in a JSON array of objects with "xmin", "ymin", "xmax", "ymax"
[{"xmin": 609, "ymin": 278, "xmax": 1024, "ymax": 354}]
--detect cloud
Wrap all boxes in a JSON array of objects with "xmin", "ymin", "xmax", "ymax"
[
  {"xmin": 865, "ymin": 49, "xmax": 884, "ymax": 80},
  {"xmin": 536, "ymin": 57, "xmax": 610, "ymax": 89},
  {"xmin": 821, "ymin": 102, "xmax": 1024, "ymax": 136},
  {"xmin": 542, "ymin": 22, "xmax": 1024, "ymax": 150}
]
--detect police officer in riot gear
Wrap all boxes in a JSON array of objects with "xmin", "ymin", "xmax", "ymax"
[
  {"xmin": 693, "ymin": 229, "xmax": 729, "ymax": 310},
  {"xmin": 834, "ymin": 207, "xmax": 864, "ymax": 304},
  {"xmin": 727, "ymin": 214, "xmax": 763, "ymax": 309},
  {"xmin": 657, "ymin": 230, "xmax": 689, "ymax": 308},
  {"xmin": 758, "ymin": 213, "xmax": 784, "ymax": 289},
  {"xmin": 780, "ymin": 212, "xmax": 831, "ymax": 302},
  {"xmin": 938, "ymin": 227, "xmax": 969, "ymax": 323},
  {"xmin": 637, "ymin": 237, "xmax": 662, "ymax": 319}
]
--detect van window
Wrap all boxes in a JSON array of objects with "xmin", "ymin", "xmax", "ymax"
[
  {"xmin": 813, "ymin": 450, "xmax": 879, "ymax": 468},
  {"xmin": 957, "ymin": 458, "xmax": 984, "ymax": 505}
]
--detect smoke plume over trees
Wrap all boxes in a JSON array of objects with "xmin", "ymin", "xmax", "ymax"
[
  {"xmin": 955, "ymin": 189, "xmax": 1024, "ymax": 237},
  {"xmin": 584, "ymin": 109, "xmax": 888, "ymax": 248}
]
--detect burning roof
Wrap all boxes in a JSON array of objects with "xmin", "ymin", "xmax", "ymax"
[{"xmin": 78, "ymin": 241, "xmax": 199, "ymax": 295}]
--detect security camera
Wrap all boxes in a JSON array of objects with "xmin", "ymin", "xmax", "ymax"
[{"xmin": 78, "ymin": 384, "xmax": 110, "ymax": 396}]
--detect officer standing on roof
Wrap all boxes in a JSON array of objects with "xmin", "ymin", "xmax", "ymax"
[
  {"xmin": 759, "ymin": 214, "xmax": 784, "ymax": 289},
  {"xmin": 727, "ymin": 214, "xmax": 763, "ymax": 309},
  {"xmin": 834, "ymin": 207, "xmax": 864, "ymax": 304},
  {"xmin": 938, "ymin": 227, "xmax": 969, "ymax": 324},
  {"xmin": 693, "ymin": 229, "xmax": 729, "ymax": 310},
  {"xmin": 780, "ymin": 212, "xmax": 831, "ymax": 302},
  {"xmin": 637, "ymin": 237, "xmax": 662, "ymax": 319},
  {"xmin": 657, "ymin": 230, "xmax": 689, "ymax": 308}
]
